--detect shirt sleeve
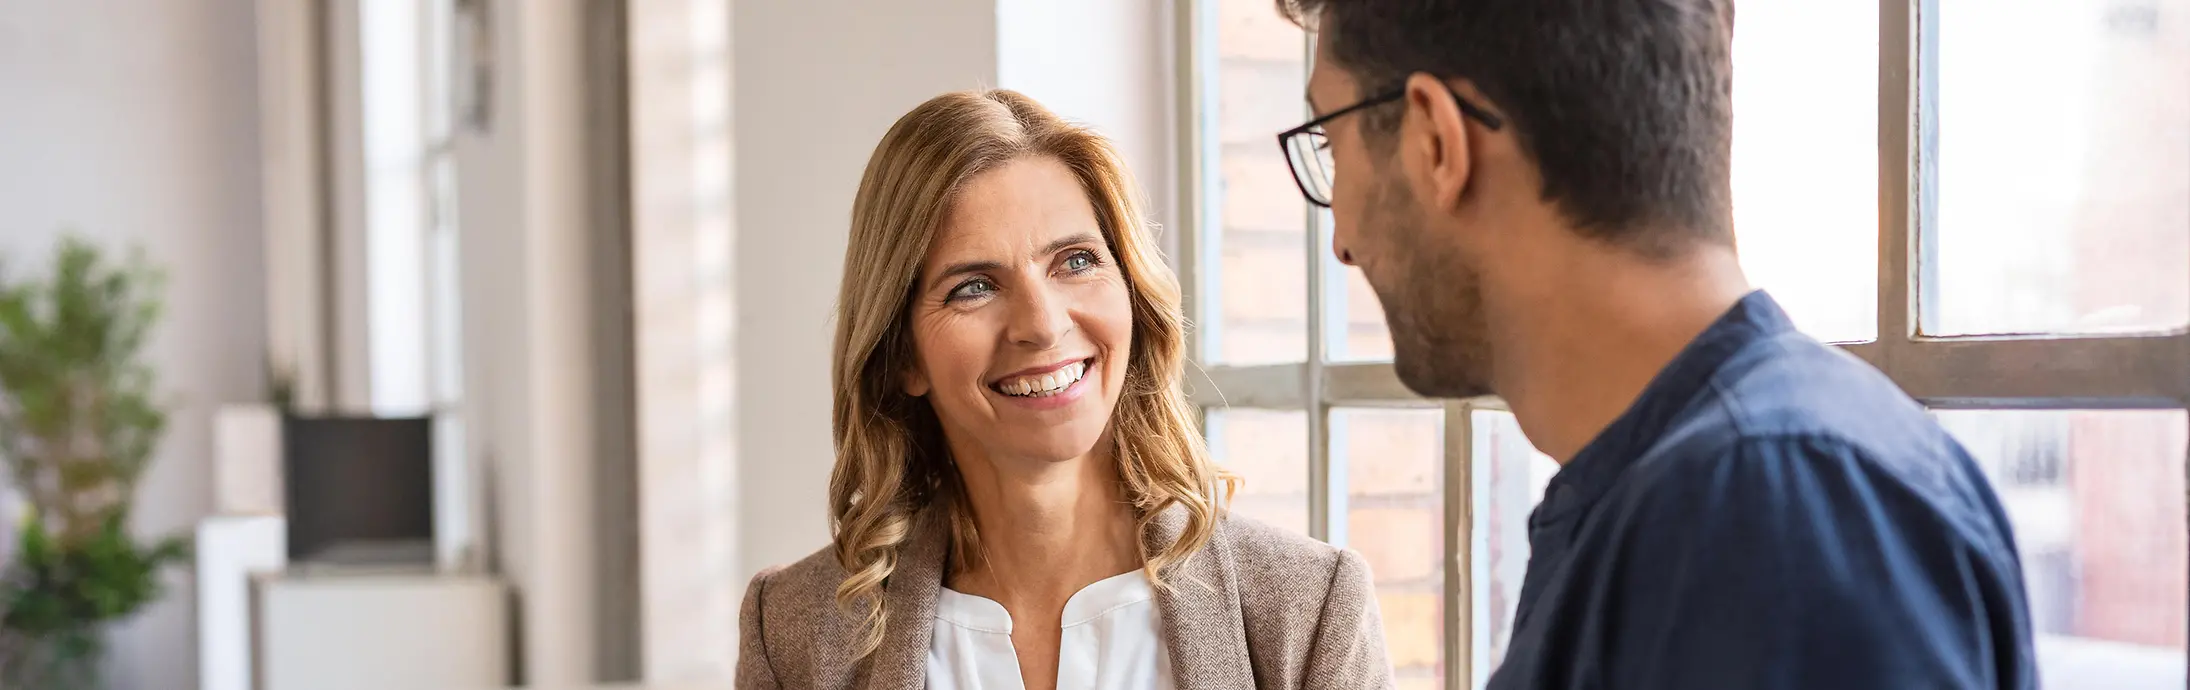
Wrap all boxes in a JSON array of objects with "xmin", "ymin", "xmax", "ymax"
[{"xmin": 1599, "ymin": 435, "xmax": 2029, "ymax": 690}]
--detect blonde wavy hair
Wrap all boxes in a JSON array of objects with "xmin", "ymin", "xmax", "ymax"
[{"xmin": 829, "ymin": 89, "xmax": 1231, "ymax": 658}]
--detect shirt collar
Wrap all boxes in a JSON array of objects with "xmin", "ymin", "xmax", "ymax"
[{"xmin": 1530, "ymin": 290, "xmax": 1794, "ymax": 527}]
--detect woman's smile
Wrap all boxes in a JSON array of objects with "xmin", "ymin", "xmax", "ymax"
[{"xmin": 988, "ymin": 356, "xmax": 1097, "ymax": 410}]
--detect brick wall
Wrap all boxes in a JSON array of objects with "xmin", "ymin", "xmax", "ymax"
[
  {"xmin": 2068, "ymin": 413, "xmax": 2189, "ymax": 648},
  {"xmin": 1213, "ymin": 0, "xmax": 1309, "ymax": 365},
  {"xmin": 2063, "ymin": 0, "xmax": 2190, "ymax": 652}
]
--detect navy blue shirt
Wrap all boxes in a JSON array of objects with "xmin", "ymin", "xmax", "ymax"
[{"xmin": 1486, "ymin": 292, "xmax": 2035, "ymax": 690}]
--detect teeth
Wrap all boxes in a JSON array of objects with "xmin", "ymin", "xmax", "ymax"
[{"xmin": 998, "ymin": 361, "xmax": 1088, "ymax": 397}]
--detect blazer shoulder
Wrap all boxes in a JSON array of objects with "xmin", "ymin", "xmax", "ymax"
[
  {"xmin": 745, "ymin": 544, "xmax": 850, "ymax": 619},
  {"xmin": 1215, "ymin": 511, "xmax": 1359, "ymax": 612},
  {"xmin": 1217, "ymin": 510, "xmax": 1346, "ymax": 574},
  {"xmin": 739, "ymin": 544, "xmax": 862, "ymax": 688},
  {"xmin": 1213, "ymin": 511, "xmax": 1389, "ymax": 686}
]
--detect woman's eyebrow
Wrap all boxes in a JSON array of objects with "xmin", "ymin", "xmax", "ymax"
[{"xmin": 926, "ymin": 232, "xmax": 1102, "ymax": 289}]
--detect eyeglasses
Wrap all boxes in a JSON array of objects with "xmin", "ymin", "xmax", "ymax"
[{"xmin": 1277, "ymin": 85, "xmax": 1505, "ymax": 208}]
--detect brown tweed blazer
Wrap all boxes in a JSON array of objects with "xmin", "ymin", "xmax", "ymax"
[{"xmin": 735, "ymin": 504, "xmax": 1395, "ymax": 688}]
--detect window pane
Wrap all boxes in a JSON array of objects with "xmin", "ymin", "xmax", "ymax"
[
  {"xmin": 1467, "ymin": 409, "xmax": 1559, "ymax": 689},
  {"xmin": 1207, "ymin": 0, "xmax": 1308, "ymax": 364},
  {"xmin": 1208, "ymin": 407, "xmax": 1308, "ymax": 536},
  {"xmin": 1936, "ymin": 409, "xmax": 2188, "ymax": 690},
  {"xmin": 1331, "ymin": 269, "xmax": 1394, "ymax": 362},
  {"xmin": 1327, "ymin": 204, "xmax": 1395, "ymax": 361},
  {"xmin": 1730, "ymin": 0, "xmax": 1880, "ymax": 343},
  {"xmin": 1334, "ymin": 407, "xmax": 1445, "ymax": 689},
  {"xmin": 1928, "ymin": 0, "xmax": 2190, "ymax": 336}
]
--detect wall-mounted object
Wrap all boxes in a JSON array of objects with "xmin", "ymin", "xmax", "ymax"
[{"xmin": 453, "ymin": 0, "xmax": 493, "ymax": 133}]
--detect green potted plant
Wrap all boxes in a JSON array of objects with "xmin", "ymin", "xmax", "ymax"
[{"xmin": 0, "ymin": 236, "xmax": 191, "ymax": 689}]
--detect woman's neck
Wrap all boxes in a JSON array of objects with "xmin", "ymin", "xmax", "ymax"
[{"xmin": 948, "ymin": 442, "xmax": 1142, "ymax": 610}]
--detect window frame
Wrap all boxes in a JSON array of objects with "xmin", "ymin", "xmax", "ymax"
[{"xmin": 1175, "ymin": 0, "xmax": 2190, "ymax": 687}]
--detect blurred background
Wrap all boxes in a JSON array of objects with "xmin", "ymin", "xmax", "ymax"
[{"xmin": 0, "ymin": 0, "xmax": 2182, "ymax": 689}]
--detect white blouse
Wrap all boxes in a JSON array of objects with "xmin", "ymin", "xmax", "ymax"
[{"xmin": 927, "ymin": 571, "xmax": 1175, "ymax": 689}]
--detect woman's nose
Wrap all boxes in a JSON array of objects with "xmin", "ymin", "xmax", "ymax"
[{"xmin": 1006, "ymin": 285, "xmax": 1075, "ymax": 349}]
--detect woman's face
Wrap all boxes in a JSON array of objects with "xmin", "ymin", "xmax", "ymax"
[{"xmin": 904, "ymin": 156, "xmax": 1134, "ymax": 468}]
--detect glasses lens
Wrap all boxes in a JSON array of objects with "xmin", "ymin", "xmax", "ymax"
[{"xmin": 1285, "ymin": 129, "xmax": 1335, "ymax": 206}]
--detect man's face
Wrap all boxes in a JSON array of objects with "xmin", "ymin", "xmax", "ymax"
[{"xmin": 1309, "ymin": 24, "xmax": 1494, "ymax": 399}]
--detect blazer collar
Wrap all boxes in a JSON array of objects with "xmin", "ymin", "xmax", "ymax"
[
  {"xmin": 857, "ymin": 503, "xmax": 1255, "ymax": 689},
  {"xmin": 1146, "ymin": 504, "xmax": 1257, "ymax": 689},
  {"xmin": 862, "ymin": 505, "xmax": 947, "ymax": 688}
]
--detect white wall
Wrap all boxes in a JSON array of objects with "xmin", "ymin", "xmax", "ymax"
[
  {"xmin": 728, "ymin": 0, "xmax": 1176, "ymax": 584},
  {"xmin": 629, "ymin": 0, "xmax": 739, "ymax": 681},
  {"xmin": 0, "ymin": 0, "xmax": 267, "ymax": 687},
  {"xmin": 453, "ymin": 0, "xmax": 600, "ymax": 684},
  {"xmin": 997, "ymin": 0, "xmax": 1180, "ymax": 236}
]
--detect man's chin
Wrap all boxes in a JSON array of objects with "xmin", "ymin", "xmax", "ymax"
[{"xmin": 1393, "ymin": 348, "xmax": 1490, "ymax": 400}]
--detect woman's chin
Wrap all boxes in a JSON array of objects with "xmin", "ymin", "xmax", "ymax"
[{"xmin": 989, "ymin": 429, "xmax": 1110, "ymax": 466}]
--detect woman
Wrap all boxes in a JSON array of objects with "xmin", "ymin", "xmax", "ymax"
[{"xmin": 736, "ymin": 90, "xmax": 1392, "ymax": 689}]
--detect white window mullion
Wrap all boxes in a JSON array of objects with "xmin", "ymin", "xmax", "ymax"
[
  {"xmin": 1325, "ymin": 362, "xmax": 1424, "ymax": 407},
  {"xmin": 1195, "ymin": 363, "xmax": 1307, "ymax": 409},
  {"xmin": 1307, "ymin": 177, "xmax": 1338, "ymax": 544},
  {"xmin": 1176, "ymin": 0, "xmax": 1217, "ymax": 367},
  {"xmin": 1886, "ymin": 336, "xmax": 2189, "ymax": 408},
  {"xmin": 1445, "ymin": 399, "xmax": 1476, "ymax": 690},
  {"xmin": 1875, "ymin": 0, "xmax": 1919, "ymax": 374}
]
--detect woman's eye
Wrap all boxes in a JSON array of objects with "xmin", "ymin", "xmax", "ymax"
[
  {"xmin": 948, "ymin": 279, "xmax": 996, "ymax": 301},
  {"xmin": 1064, "ymin": 251, "xmax": 1099, "ymax": 272}
]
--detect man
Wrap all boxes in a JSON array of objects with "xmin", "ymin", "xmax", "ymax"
[{"xmin": 1273, "ymin": 1, "xmax": 2035, "ymax": 688}]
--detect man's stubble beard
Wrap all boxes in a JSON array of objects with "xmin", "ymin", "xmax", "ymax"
[{"xmin": 1368, "ymin": 173, "xmax": 1495, "ymax": 400}]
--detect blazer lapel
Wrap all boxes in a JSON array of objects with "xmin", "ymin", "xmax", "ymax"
[
  {"xmin": 858, "ymin": 506, "xmax": 947, "ymax": 689},
  {"xmin": 1148, "ymin": 506, "xmax": 1255, "ymax": 689}
]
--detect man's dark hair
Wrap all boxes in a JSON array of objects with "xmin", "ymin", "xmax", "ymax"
[{"xmin": 1280, "ymin": 0, "xmax": 1737, "ymax": 252}]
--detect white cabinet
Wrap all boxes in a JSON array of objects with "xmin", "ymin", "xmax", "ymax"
[
  {"xmin": 255, "ymin": 573, "xmax": 509, "ymax": 690},
  {"xmin": 196, "ymin": 516, "xmax": 287, "ymax": 690}
]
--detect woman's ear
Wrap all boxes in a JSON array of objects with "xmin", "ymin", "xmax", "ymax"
[{"xmin": 903, "ymin": 367, "xmax": 931, "ymax": 397}]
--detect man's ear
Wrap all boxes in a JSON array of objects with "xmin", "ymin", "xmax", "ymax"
[{"xmin": 1401, "ymin": 72, "xmax": 1477, "ymax": 212}]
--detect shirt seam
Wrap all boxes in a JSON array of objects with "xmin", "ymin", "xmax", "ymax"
[
  {"xmin": 1728, "ymin": 432, "xmax": 1996, "ymax": 557},
  {"xmin": 1060, "ymin": 596, "xmax": 1156, "ymax": 630},
  {"xmin": 932, "ymin": 613, "xmax": 1011, "ymax": 636}
]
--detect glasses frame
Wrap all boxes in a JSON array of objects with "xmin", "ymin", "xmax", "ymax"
[{"xmin": 1277, "ymin": 84, "xmax": 1506, "ymax": 208}]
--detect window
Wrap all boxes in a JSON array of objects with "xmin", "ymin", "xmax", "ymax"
[
  {"xmin": 355, "ymin": 0, "xmax": 472, "ymax": 570},
  {"xmin": 1936, "ymin": 410, "xmax": 2187, "ymax": 689},
  {"xmin": 358, "ymin": 0, "xmax": 463, "ymax": 416},
  {"xmin": 1179, "ymin": 0, "xmax": 2190, "ymax": 687},
  {"xmin": 1930, "ymin": 0, "xmax": 2189, "ymax": 337}
]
